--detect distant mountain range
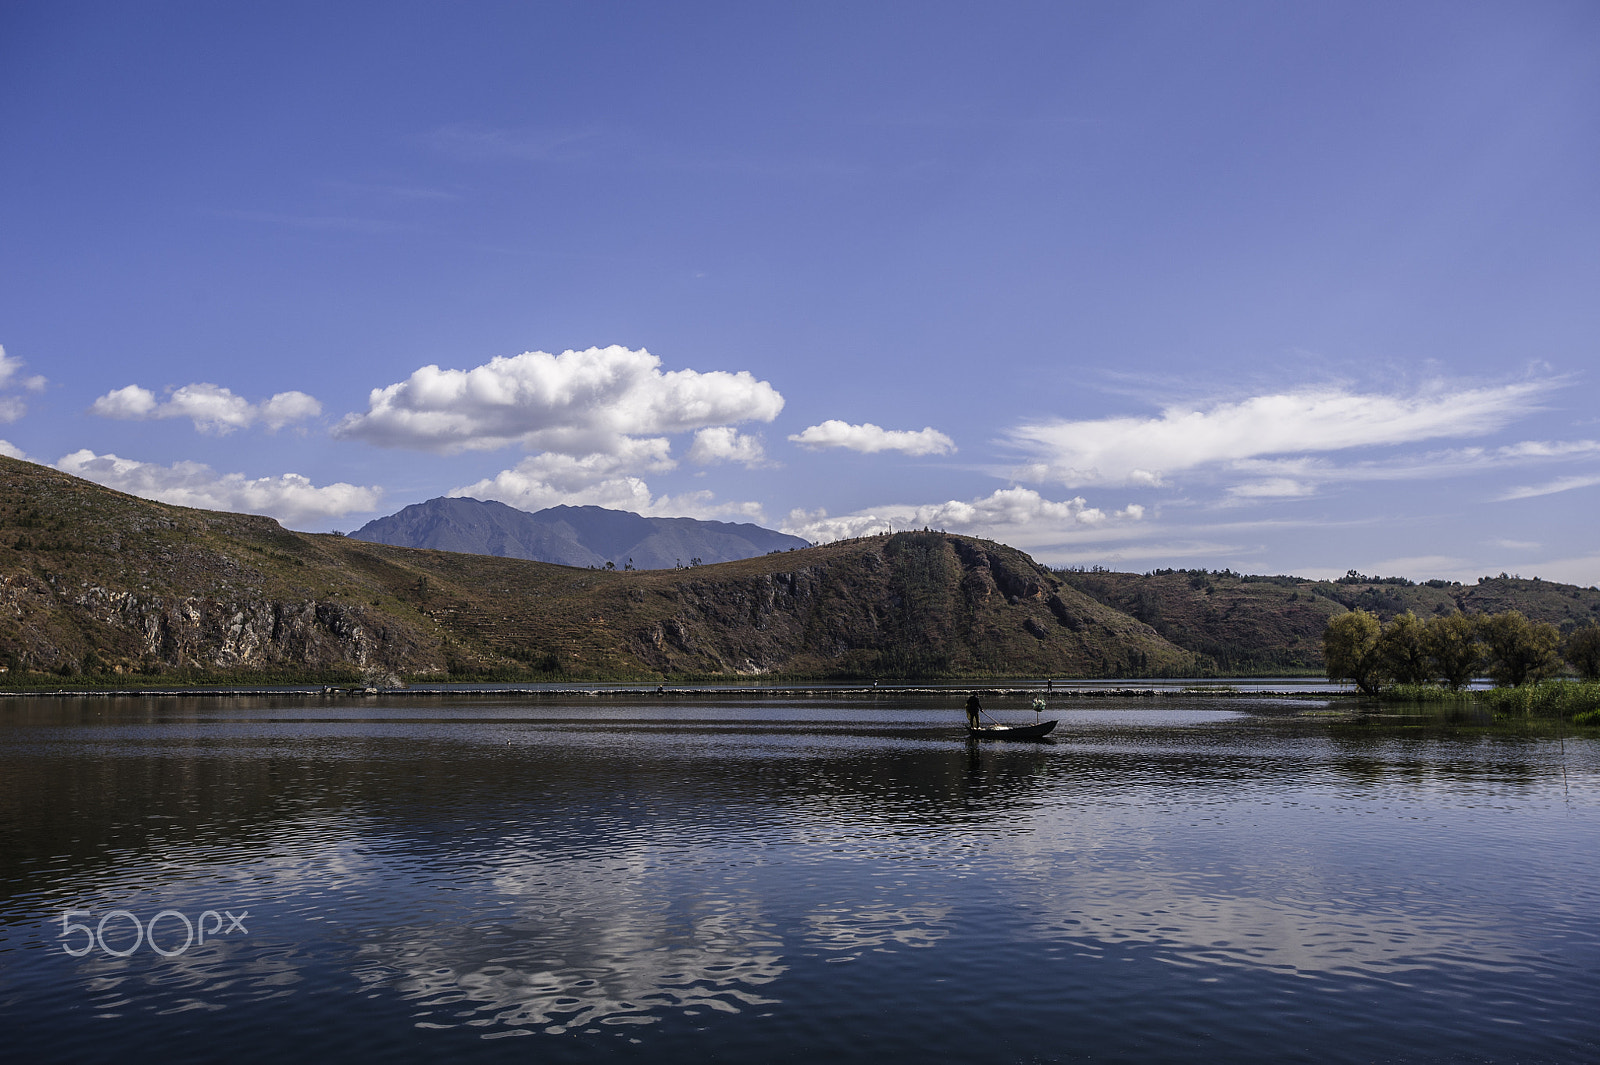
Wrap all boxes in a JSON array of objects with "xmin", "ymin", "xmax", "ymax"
[{"xmin": 349, "ymin": 496, "xmax": 810, "ymax": 569}]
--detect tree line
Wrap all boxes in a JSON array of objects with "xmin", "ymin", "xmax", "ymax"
[{"xmin": 1324, "ymin": 609, "xmax": 1600, "ymax": 694}]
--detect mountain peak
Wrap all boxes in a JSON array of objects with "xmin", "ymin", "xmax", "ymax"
[{"xmin": 350, "ymin": 497, "xmax": 809, "ymax": 568}]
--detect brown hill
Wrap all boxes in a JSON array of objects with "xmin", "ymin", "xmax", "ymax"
[
  {"xmin": 1060, "ymin": 567, "xmax": 1600, "ymax": 672},
  {"xmin": 0, "ymin": 457, "xmax": 1198, "ymax": 682}
]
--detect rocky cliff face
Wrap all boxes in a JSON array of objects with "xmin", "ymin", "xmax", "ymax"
[{"xmin": 1, "ymin": 570, "xmax": 435, "ymax": 674}]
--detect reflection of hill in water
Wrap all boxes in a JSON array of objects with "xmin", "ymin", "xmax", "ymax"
[
  {"xmin": 0, "ymin": 696, "xmax": 1064, "ymax": 1034},
  {"xmin": 0, "ymin": 697, "xmax": 1066, "ymax": 909},
  {"xmin": 5, "ymin": 696, "xmax": 1581, "ymax": 906}
]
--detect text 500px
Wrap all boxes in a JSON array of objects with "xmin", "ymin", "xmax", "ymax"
[{"xmin": 59, "ymin": 909, "xmax": 249, "ymax": 957}]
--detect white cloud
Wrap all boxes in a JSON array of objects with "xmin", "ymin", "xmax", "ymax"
[
  {"xmin": 783, "ymin": 487, "xmax": 1141, "ymax": 544},
  {"xmin": 160, "ymin": 383, "xmax": 255, "ymax": 431},
  {"xmin": 1495, "ymin": 474, "xmax": 1600, "ymax": 501},
  {"xmin": 451, "ymin": 444, "xmax": 671, "ymax": 510},
  {"xmin": 0, "ymin": 345, "xmax": 45, "ymax": 420},
  {"xmin": 92, "ymin": 384, "xmax": 159, "ymax": 418},
  {"xmin": 1213, "ymin": 438, "xmax": 1600, "ymax": 501},
  {"xmin": 56, "ymin": 450, "xmax": 380, "ymax": 527},
  {"xmin": 451, "ymin": 446, "xmax": 764, "ymax": 521},
  {"xmin": 259, "ymin": 390, "xmax": 324, "ymax": 430},
  {"xmin": 334, "ymin": 345, "xmax": 784, "ymax": 455},
  {"xmin": 1224, "ymin": 478, "xmax": 1316, "ymax": 500},
  {"xmin": 0, "ymin": 440, "xmax": 28, "ymax": 460},
  {"xmin": 0, "ymin": 346, "xmax": 32, "ymax": 388},
  {"xmin": 89, "ymin": 382, "xmax": 323, "ymax": 434},
  {"xmin": 788, "ymin": 420, "xmax": 955, "ymax": 456},
  {"xmin": 1008, "ymin": 382, "xmax": 1552, "ymax": 488},
  {"xmin": 687, "ymin": 426, "xmax": 767, "ymax": 466}
]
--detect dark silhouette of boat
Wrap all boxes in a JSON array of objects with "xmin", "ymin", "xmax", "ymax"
[{"xmin": 967, "ymin": 719, "xmax": 1056, "ymax": 740}]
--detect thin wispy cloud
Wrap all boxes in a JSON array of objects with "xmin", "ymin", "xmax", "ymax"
[
  {"xmin": 0, "ymin": 345, "xmax": 48, "ymax": 423},
  {"xmin": 57, "ymin": 449, "xmax": 379, "ymax": 526},
  {"xmin": 0, "ymin": 346, "xmax": 47, "ymax": 393},
  {"xmin": 1218, "ymin": 439, "xmax": 1600, "ymax": 500},
  {"xmin": 789, "ymin": 421, "xmax": 955, "ymax": 456},
  {"xmin": 1496, "ymin": 474, "xmax": 1600, "ymax": 501},
  {"xmin": 205, "ymin": 208, "xmax": 400, "ymax": 234},
  {"xmin": 1007, "ymin": 382, "xmax": 1554, "ymax": 489},
  {"xmin": 91, "ymin": 383, "xmax": 322, "ymax": 434},
  {"xmin": 426, "ymin": 123, "xmax": 604, "ymax": 163}
]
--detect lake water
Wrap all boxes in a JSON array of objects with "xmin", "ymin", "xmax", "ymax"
[{"xmin": 2, "ymin": 693, "xmax": 1597, "ymax": 1063}]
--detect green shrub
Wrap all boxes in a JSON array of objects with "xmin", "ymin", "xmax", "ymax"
[{"xmin": 1482, "ymin": 680, "xmax": 1600, "ymax": 718}]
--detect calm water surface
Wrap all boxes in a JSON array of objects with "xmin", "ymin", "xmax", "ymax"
[{"xmin": 1, "ymin": 694, "xmax": 1596, "ymax": 1063}]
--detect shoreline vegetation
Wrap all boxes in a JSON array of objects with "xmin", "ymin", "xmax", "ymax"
[
  {"xmin": 1381, "ymin": 679, "xmax": 1600, "ymax": 725},
  {"xmin": 1324, "ymin": 606, "xmax": 1600, "ymax": 722}
]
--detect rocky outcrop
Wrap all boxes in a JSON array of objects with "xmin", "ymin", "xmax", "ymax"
[{"xmin": 2, "ymin": 576, "xmax": 432, "ymax": 674}]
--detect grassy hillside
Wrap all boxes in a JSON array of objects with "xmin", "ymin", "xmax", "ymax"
[{"xmin": 0, "ymin": 457, "xmax": 1198, "ymax": 683}]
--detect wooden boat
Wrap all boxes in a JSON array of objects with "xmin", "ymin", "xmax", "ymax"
[{"xmin": 968, "ymin": 719, "xmax": 1057, "ymax": 740}]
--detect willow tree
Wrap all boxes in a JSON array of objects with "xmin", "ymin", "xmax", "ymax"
[
  {"xmin": 1377, "ymin": 611, "xmax": 1432, "ymax": 685},
  {"xmin": 1563, "ymin": 624, "xmax": 1600, "ymax": 681},
  {"xmin": 1325, "ymin": 609, "xmax": 1385, "ymax": 694},
  {"xmin": 1424, "ymin": 612, "xmax": 1482, "ymax": 690},
  {"xmin": 1480, "ymin": 610, "xmax": 1562, "ymax": 687}
]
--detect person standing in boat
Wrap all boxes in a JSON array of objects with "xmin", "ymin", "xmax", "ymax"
[{"xmin": 965, "ymin": 693, "xmax": 983, "ymax": 730}]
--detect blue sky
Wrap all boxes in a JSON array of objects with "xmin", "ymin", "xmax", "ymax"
[{"xmin": 2, "ymin": 1, "xmax": 1597, "ymax": 584}]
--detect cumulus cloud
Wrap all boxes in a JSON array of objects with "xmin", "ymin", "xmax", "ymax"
[
  {"xmin": 783, "ymin": 487, "xmax": 1143, "ymax": 545},
  {"xmin": 687, "ymin": 426, "xmax": 767, "ymax": 466},
  {"xmin": 1007, "ymin": 382, "xmax": 1552, "ymax": 488},
  {"xmin": 56, "ymin": 450, "xmax": 380, "ymax": 526},
  {"xmin": 0, "ymin": 440, "xmax": 28, "ymax": 460},
  {"xmin": 451, "ymin": 446, "xmax": 765, "ymax": 521},
  {"xmin": 89, "ymin": 382, "xmax": 323, "ymax": 434},
  {"xmin": 788, "ymin": 420, "xmax": 955, "ymax": 456},
  {"xmin": 334, "ymin": 346, "xmax": 784, "ymax": 455}
]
